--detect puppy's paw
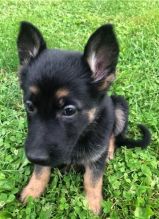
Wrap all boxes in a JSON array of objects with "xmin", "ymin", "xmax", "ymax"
[
  {"xmin": 19, "ymin": 166, "xmax": 51, "ymax": 204},
  {"xmin": 106, "ymin": 150, "xmax": 114, "ymax": 162},
  {"xmin": 106, "ymin": 135, "xmax": 115, "ymax": 162},
  {"xmin": 86, "ymin": 194, "xmax": 102, "ymax": 215},
  {"xmin": 20, "ymin": 185, "xmax": 42, "ymax": 203}
]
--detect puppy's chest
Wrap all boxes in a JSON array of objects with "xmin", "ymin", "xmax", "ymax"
[
  {"xmin": 70, "ymin": 135, "xmax": 110, "ymax": 165},
  {"xmin": 70, "ymin": 111, "xmax": 114, "ymax": 165}
]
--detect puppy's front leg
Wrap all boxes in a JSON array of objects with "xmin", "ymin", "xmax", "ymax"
[
  {"xmin": 84, "ymin": 155, "xmax": 106, "ymax": 215},
  {"xmin": 20, "ymin": 165, "xmax": 51, "ymax": 203}
]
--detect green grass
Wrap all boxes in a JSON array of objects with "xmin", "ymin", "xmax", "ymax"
[{"xmin": 0, "ymin": 0, "xmax": 159, "ymax": 218}]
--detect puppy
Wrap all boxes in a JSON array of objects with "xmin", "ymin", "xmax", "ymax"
[{"xmin": 17, "ymin": 22, "xmax": 151, "ymax": 214}]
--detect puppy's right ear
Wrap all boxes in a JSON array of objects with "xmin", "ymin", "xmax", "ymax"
[{"xmin": 17, "ymin": 21, "xmax": 46, "ymax": 66}]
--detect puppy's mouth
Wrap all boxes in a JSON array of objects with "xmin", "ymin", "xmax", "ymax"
[
  {"xmin": 27, "ymin": 155, "xmax": 63, "ymax": 167},
  {"xmin": 26, "ymin": 152, "xmax": 51, "ymax": 166},
  {"xmin": 26, "ymin": 148, "xmax": 72, "ymax": 168}
]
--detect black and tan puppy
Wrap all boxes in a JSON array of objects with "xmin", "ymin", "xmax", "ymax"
[{"xmin": 17, "ymin": 22, "xmax": 151, "ymax": 214}]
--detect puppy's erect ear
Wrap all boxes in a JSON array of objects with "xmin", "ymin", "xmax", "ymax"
[
  {"xmin": 17, "ymin": 21, "xmax": 46, "ymax": 65},
  {"xmin": 84, "ymin": 24, "xmax": 119, "ymax": 89}
]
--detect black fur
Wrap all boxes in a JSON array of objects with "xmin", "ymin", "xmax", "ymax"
[
  {"xmin": 17, "ymin": 22, "xmax": 151, "ymax": 210},
  {"xmin": 116, "ymin": 124, "xmax": 151, "ymax": 149}
]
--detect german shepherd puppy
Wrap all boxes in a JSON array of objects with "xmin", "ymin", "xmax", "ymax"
[{"xmin": 17, "ymin": 22, "xmax": 151, "ymax": 214}]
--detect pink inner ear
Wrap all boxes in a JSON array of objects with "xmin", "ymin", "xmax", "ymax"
[
  {"xmin": 93, "ymin": 57, "xmax": 107, "ymax": 82},
  {"xmin": 96, "ymin": 61, "xmax": 103, "ymax": 73},
  {"xmin": 87, "ymin": 46, "xmax": 115, "ymax": 82}
]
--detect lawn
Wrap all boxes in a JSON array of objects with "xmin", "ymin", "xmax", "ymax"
[{"xmin": 0, "ymin": 0, "xmax": 159, "ymax": 218}]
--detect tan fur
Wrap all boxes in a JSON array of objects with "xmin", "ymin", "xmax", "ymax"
[
  {"xmin": 87, "ymin": 108, "xmax": 96, "ymax": 123},
  {"xmin": 56, "ymin": 88, "xmax": 69, "ymax": 99},
  {"xmin": 84, "ymin": 166, "xmax": 103, "ymax": 215},
  {"xmin": 106, "ymin": 135, "xmax": 115, "ymax": 162},
  {"xmin": 20, "ymin": 166, "xmax": 51, "ymax": 203},
  {"xmin": 98, "ymin": 74, "xmax": 115, "ymax": 91},
  {"xmin": 29, "ymin": 86, "xmax": 39, "ymax": 94},
  {"xmin": 115, "ymin": 108, "xmax": 126, "ymax": 135}
]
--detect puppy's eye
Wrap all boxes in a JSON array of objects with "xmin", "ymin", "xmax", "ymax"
[
  {"xmin": 62, "ymin": 105, "xmax": 77, "ymax": 117},
  {"xmin": 26, "ymin": 101, "xmax": 36, "ymax": 114}
]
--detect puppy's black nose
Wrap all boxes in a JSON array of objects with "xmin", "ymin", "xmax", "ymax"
[{"xmin": 26, "ymin": 151, "xmax": 50, "ymax": 166}]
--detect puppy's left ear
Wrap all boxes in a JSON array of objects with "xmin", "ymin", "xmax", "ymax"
[
  {"xmin": 83, "ymin": 24, "xmax": 119, "ymax": 90},
  {"xmin": 17, "ymin": 21, "xmax": 46, "ymax": 66}
]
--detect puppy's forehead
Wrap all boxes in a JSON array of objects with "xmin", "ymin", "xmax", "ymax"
[
  {"xmin": 28, "ymin": 49, "xmax": 90, "ymax": 98},
  {"xmin": 29, "ymin": 49, "xmax": 84, "ymax": 74}
]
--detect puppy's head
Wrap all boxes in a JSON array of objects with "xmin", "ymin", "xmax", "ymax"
[{"xmin": 17, "ymin": 21, "xmax": 119, "ymax": 167}]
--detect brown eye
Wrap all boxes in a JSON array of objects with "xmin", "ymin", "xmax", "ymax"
[
  {"xmin": 62, "ymin": 105, "xmax": 77, "ymax": 117},
  {"xmin": 26, "ymin": 101, "xmax": 36, "ymax": 114}
]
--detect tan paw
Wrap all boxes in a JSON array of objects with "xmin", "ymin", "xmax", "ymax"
[
  {"xmin": 20, "ymin": 166, "xmax": 51, "ymax": 204},
  {"xmin": 20, "ymin": 186, "xmax": 42, "ymax": 203},
  {"xmin": 106, "ymin": 150, "xmax": 114, "ymax": 162},
  {"xmin": 86, "ymin": 194, "xmax": 103, "ymax": 215}
]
